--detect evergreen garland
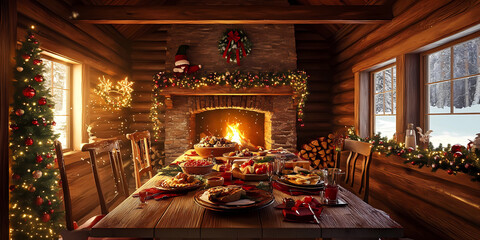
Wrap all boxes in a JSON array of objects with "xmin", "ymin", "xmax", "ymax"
[
  {"xmin": 150, "ymin": 70, "xmax": 309, "ymax": 141},
  {"xmin": 344, "ymin": 127, "xmax": 480, "ymax": 182},
  {"xmin": 9, "ymin": 29, "xmax": 63, "ymax": 239}
]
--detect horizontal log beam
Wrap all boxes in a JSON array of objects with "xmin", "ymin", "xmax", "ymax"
[{"xmin": 71, "ymin": 5, "xmax": 393, "ymax": 24}]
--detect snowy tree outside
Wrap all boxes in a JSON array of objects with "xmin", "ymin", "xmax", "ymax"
[
  {"xmin": 42, "ymin": 58, "xmax": 71, "ymax": 149},
  {"xmin": 373, "ymin": 65, "xmax": 397, "ymax": 139},
  {"xmin": 427, "ymin": 36, "xmax": 480, "ymax": 146}
]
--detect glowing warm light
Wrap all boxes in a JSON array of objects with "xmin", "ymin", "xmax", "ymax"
[{"xmin": 224, "ymin": 122, "xmax": 245, "ymax": 145}]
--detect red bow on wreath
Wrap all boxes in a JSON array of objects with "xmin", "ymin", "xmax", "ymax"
[{"xmin": 223, "ymin": 30, "xmax": 247, "ymax": 66}]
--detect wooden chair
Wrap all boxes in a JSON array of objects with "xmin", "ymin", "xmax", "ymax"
[
  {"xmin": 81, "ymin": 139, "xmax": 130, "ymax": 215},
  {"xmin": 126, "ymin": 131, "xmax": 155, "ymax": 189},
  {"xmin": 341, "ymin": 139, "xmax": 373, "ymax": 203}
]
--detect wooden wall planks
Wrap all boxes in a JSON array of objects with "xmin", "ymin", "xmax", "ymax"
[
  {"xmin": 331, "ymin": 0, "xmax": 480, "ymax": 132},
  {"xmin": 295, "ymin": 25, "xmax": 334, "ymax": 147}
]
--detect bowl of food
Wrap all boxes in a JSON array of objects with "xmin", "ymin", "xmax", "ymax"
[
  {"xmin": 194, "ymin": 136, "xmax": 237, "ymax": 158},
  {"xmin": 180, "ymin": 159, "xmax": 214, "ymax": 175}
]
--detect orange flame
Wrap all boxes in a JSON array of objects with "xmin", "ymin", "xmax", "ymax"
[{"xmin": 225, "ymin": 122, "xmax": 245, "ymax": 146}]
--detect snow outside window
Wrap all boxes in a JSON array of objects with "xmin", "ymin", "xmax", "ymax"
[
  {"xmin": 372, "ymin": 65, "xmax": 396, "ymax": 139},
  {"xmin": 426, "ymin": 36, "xmax": 480, "ymax": 146}
]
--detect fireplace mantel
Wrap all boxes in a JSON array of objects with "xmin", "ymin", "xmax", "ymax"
[{"xmin": 159, "ymin": 85, "xmax": 296, "ymax": 109}]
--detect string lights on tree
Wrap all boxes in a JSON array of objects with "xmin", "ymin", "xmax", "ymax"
[{"xmin": 9, "ymin": 26, "xmax": 63, "ymax": 239}]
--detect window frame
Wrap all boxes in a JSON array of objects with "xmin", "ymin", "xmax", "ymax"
[
  {"xmin": 369, "ymin": 63, "xmax": 397, "ymax": 137},
  {"xmin": 41, "ymin": 54, "xmax": 74, "ymax": 151},
  {"xmin": 420, "ymin": 31, "xmax": 480, "ymax": 134}
]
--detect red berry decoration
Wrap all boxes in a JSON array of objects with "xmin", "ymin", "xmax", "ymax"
[
  {"xmin": 49, "ymin": 209, "xmax": 54, "ymax": 214},
  {"xmin": 41, "ymin": 213, "xmax": 51, "ymax": 222},
  {"xmin": 15, "ymin": 109, "xmax": 24, "ymax": 116},
  {"xmin": 25, "ymin": 137, "xmax": 33, "ymax": 146},
  {"xmin": 411, "ymin": 161, "xmax": 415, "ymax": 165},
  {"xmin": 52, "ymin": 121, "xmax": 56, "ymax": 126},
  {"xmin": 35, "ymin": 196, "xmax": 44, "ymax": 206},
  {"xmin": 36, "ymin": 155, "xmax": 43, "ymax": 163},
  {"xmin": 451, "ymin": 144, "xmax": 462, "ymax": 153},
  {"xmin": 32, "ymin": 119, "xmax": 39, "ymax": 125},
  {"xmin": 47, "ymin": 200, "xmax": 52, "ymax": 205},
  {"xmin": 34, "ymin": 75, "xmax": 43, "ymax": 82},
  {"xmin": 447, "ymin": 169, "xmax": 454, "ymax": 175},
  {"xmin": 33, "ymin": 59, "xmax": 42, "ymax": 65},
  {"xmin": 22, "ymin": 54, "xmax": 31, "ymax": 60},
  {"xmin": 22, "ymin": 86, "xmax": 36, "ymax": 98},
  {"xmin": 453, "ymin": 151, "xmax": 462, "ymax": 158},
  {"xmin": 38, "ymin": 97, "xmax": 47, "ymax": 105}
]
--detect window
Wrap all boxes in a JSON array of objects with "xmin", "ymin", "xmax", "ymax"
[
  {"xmin": 425, "ymin": 36, "xmax": 480, "ymax": 146},
  {"xmin": 42, "ymin": 57, "xmax": 72, "ymax": 149},
  {"xmin": 372, "ymin": 65, "xmax": 397, "ymax": 139}
]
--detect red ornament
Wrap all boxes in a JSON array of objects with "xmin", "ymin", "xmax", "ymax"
[
  {"xmin": 41, "ymin": 213, "xmax": 51, "ymax": 222},
  {"xmin": 22, "ymin": 54, "xmax": 31, "ymax": 60},
  {"xmin": 33, "ymin": 59, "xmax": 42, "ymax": 65},
  {"xmin": 35, "ymin": 196, "xmax": 44, "ymax": 206},
  {"xmin": 10, "ymin": 124, "xmax": 19, "ymax": 130},
  {"xmin": 34, "ymin": 41, "xmax": 38, "ymax": 44},
  {"xmin": 34, "ymin": 75, "xmax": 43, "ymax": 82},
  {"xmin": 32, "ymin": 119, "xmax": 39, "ymax": 125},
  {"xmin": 453, "ymin": 151, "xmax": 463, "ymax": 158},
  {"xmin": 410, "ymin": 161, "xmax": 415, "ymax": 165},
  {"xmin": 38, "ymin": 97, "xmax": 47, "ymax": 105},
  {"xmin": 28, "ymin": 34, "xmax": 35, "ymax": 39},
  {"xmin": 36, "ymin": 155, "xmax": 43, "ymax": 163},
  {"xmin": 22, "ymin": 86, "xmax": 36, "ymax": 98},
  {"xmin": 15, "ymin": 109, "xmax": 24, "ymax": 116},
  {"xmin": 465, "ymin": 163, "xmax": 472, "ymax": 169},
  {"xmin": 25, "ymin": 137, "xmax": 33, "ymax": 146},
  {"xmin": 47, "ymin": 200, "xmax": 52, "ymax": 205},
  {"xmin": 407, "ymin": 147, "xmax": 414, "ymax": 153},
  {"xmin": 451, "ymin": 144, "xmax": 463, "ymax": 153},
  {"xmin": 46, "ymin": 153, "xmax": 52, "ymax": 158},
  {"xmin": 49, "ymin": 209, "xmax": 54, "ymax": 214},
  {"xmin": 447, "ymin": 169, "xmax": 454, "ymax": 175}
]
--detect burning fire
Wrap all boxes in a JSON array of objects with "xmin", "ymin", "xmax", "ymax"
[{"xmin": 225, "ymin": 122, "xmax": 246, "ymax": 146}]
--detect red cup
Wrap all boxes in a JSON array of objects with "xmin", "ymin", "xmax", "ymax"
[{"xmin": 324, "ymin": 185, "xmax": 338, "ymax": 203}]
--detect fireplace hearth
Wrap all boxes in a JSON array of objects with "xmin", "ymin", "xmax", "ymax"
[{"xmin": 162, "ymin": 87, "xmax": 297, "ymax": 163}]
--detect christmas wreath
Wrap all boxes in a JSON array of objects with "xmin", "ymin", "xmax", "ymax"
[{"xmin": 218, "ymin": 29, "xmax": 252, "ymax": 65}]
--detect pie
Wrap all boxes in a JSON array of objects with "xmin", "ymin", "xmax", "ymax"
[
  {"xmin": 158, "ymin": 172, "xmax": 201, "ymax": 189},
  {"xmin": 206, "ymin": 186, "xmax": 246, "ymax": 203}
]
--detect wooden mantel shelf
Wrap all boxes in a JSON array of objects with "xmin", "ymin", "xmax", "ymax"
[{"xmin": 158, "ymin": 85, "xmax": 295, "ymax": 96}]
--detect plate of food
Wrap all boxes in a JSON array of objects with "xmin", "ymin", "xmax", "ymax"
[
  {"xmin": 194, "ymin": 185, "xmax": 274, "ymax": 212},
  {"xmin": 156, "ymin": 172, "xmax": 203, "ymax": 192},
  {"xmin": 231, "ymin": 157, "xmax": 274, "ymax": 181},
  {"xmin": 180, "ymin": 159, "xmax": 214, "ymax": 175},
  {"xmin": 223, "ymin": 148, "xmax": 256, "ymax": 159},
  {"xmin": 277, "ymin": 167, "xmax": 324, "ymax": 190}
]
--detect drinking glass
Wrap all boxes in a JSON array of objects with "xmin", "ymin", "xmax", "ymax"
[
  {"xmin": 274, "ymin": 155, "xmax": 286, "ymax": 176},
  {"xmin": 138, "ymin": 190, "xmax": 148, "ymax": 205},
  {"xmin": 321, "ymin": 168, "xmax": 344, "ymax": 204}
]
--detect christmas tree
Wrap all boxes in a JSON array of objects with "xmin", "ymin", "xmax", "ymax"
[{"xmin": 9, "ymin": 28, "xmax": 63, "ymax": 239}]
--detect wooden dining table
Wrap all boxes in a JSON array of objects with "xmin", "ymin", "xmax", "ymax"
[{"xmin": 90, "ymin": 150, "xmax": 403, "ymax": 239}]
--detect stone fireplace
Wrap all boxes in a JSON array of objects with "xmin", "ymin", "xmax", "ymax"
[{"xmin": 162, "ymin": 87, "xmax": 297, "ymax": 163}]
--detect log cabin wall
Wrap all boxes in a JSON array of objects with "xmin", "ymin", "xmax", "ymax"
[
  {"xmin": 332, "ymin": 0, "xmax": 480, "ymax": 239},
  {"xmin": 15, "ymin": 0, "xmax": 133, "ymax": 224},
  {"xmin": 295, "ymin": 25, "xmax": 333, "ymax": 147}
]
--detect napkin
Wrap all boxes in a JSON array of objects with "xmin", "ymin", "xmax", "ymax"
[
  {"xmin": 272, "ymin": 181, "xmax": 321, "ymax": 196},
  {"xmin": 132, "ymin": 188, "xmax": 186, "ymax": 201},
  {"xmin": 275, "ymin": 200, "xmax": 323, "ymax": 223}
]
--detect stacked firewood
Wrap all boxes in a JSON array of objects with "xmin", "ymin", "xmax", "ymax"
[{"xmin": 299, "ymin": 133, "xmax": 336, "ymax": 168}]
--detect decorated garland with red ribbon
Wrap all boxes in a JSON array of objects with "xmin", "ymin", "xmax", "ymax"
[{"xmin": 218, "ymin": 29, "xmax": 252, "ymax": 65}]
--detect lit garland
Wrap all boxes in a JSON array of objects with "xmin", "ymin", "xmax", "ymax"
[
  {"xmin": 94, "ymin": 76, "xmax": 133, "ymax": 111},
  {"xmin": 150, "ymin": 70, "xmax": 309, "ymax": 141},
  {"xmin": 344, "ymin": 127, "xmax": 480, "ymax": 182}
]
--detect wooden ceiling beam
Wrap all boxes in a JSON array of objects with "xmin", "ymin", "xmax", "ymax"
[{"xmin": 71, "ymin": 5, "xmax": 393, "ymax": 24}]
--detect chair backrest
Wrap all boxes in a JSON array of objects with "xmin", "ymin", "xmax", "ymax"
[
  {"xmin": 81, "ymin": 139, "xmax": 129, "ymax": 215},
  {"xmin": 342, "ymin": 139, "xmax": 373, "ymax": 202},
  {"xmin": 126, "ymin": 131, "xmax": 154, "ymax": 189},
  {"xmin": 54, "ymin": 140, "xmax": 75, "ymax": 231}
]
